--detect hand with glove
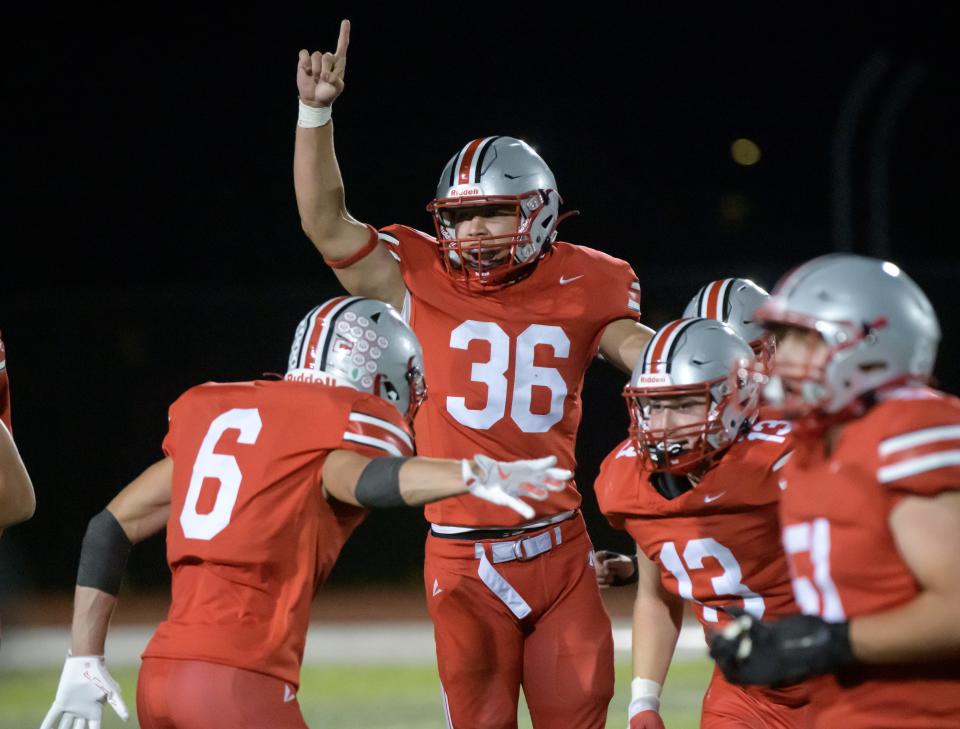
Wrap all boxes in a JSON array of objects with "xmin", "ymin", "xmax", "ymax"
[
  {"xmin": 463, "ymin": 454, "xmax": 571, "ymax": 519},
  {"xmin": 40, "ymin": 653, "xmax": 129, "ymax": 729},
  {"xmin": 709, "ymin": 611, "xmax": 854, "ymax": 686}
]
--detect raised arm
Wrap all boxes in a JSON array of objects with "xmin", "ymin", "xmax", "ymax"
[
  {"xmin": 41, "ymin": 458, "xmax": 172, "ymax": 729},
  {"xmin": 294, "ymin": 20, "xmax": 405, "ymax": 309}
]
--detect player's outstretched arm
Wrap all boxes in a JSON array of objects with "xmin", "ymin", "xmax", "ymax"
[
  {"xmin": 599, "ymin": 319, "xmax": 655, "ymax": 374},
  {"xmin": 294, "ymin": 19, "xmax": 405, "ymax": 310},
  {"xmin": 628, "ymin": 549, "xmax": 682, "ymax": 729},
  {"xmin": 0, "ymin": 420, "xmax": 35, "ymax": 531},
  {"xmin": 322, "ymin": 451, "xmax": 571, "ymax": 519},
  {"xmin": 40, "ymin": 458, "xmax": 172, "ymax": 729}
]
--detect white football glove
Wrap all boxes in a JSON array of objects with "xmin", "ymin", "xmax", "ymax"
[
  {"xmin": 463, "ymin": 454, "xmax": 571, "ymax": 519},
  {"xmin": 40, "ymin": 653, "xmax": 129, "ymax": 729}
]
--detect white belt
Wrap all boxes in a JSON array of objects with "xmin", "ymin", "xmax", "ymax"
[
  {"xmin": 474, "ymin": 526, "xmax": 563, "ymax": 564},
  {"xmin": 430, "ymin": 509, "xmax": 576, "ymax": 536}
]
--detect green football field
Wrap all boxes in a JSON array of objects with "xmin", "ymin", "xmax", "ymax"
[{"xmin": 0, "ymin": 659, "xmax": 712, "ymax": 728}]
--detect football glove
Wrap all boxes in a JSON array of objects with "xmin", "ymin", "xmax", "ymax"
[
  {"xmin": 709, "ymin": 612, "xmax": 854, "ymax": 686},
  {"xmin": 40, "ymin": 653, "xmax": 129, "ymax": 729},
  {"xmin": 464, "ymin": 454, "xmax": 570, "ymax": 519}
]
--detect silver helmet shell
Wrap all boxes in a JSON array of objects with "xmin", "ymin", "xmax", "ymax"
[
  {"xmin": 286, "ymin": 296, "xmax": 426, "ymax": 420},
  {"xmin": 626, "ymin": 318, "xmax": 760, "ymax": 472},
  {"xmin": 757, "ymin": 254, "xmax": 940, "ymax": 415},
  {"xmin": 684, "ymin": 278, "xmax": 770, "ymax": 346},
  {"xmin": 426, "ymin": 136, "xmax": 562, "ymax": 285}
]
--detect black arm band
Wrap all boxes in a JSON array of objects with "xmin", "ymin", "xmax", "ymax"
[
  {"xmin": 76, "ymin": 508, "xmax": 132, "ymax": 596},
  {"xmin": 354, "ymin": 457, "xmax": 410, "ymax": 508}
]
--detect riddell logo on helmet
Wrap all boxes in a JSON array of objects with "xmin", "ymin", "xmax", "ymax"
[
  {"xmin": 638, "ymin": 373, "xmax": 673, "ymax": 386},
  {"xmin": 285, "ymin": 370, "xmax": 339, "ymax": 386},
  {"xmin": 447, "ymin": 186, "xmax": 483, "ymax": 197}
]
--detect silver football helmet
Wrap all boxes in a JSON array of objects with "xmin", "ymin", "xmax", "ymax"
[
  {"xmin": 757, "ymin": 254, "xmax": 940, "ymax": 417},
  {"xmin": 683, "ymin": 278, "xmax": 773, "ymax": 364},
  {"xmin": 625, "ymin": 318, "xmax": 760, "ymax": 474},
  {"xmin": 286, "ymin": 296, "xmax": 426, "ymax": 421},
  {"xmin": 426, "ymin": 136, "xmax": 564, "ymax": 286}
]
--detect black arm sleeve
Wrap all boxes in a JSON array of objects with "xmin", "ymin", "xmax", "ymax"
[
  {"xmin": 76, "ymin": 508, "xmax": 132, "ymax": 596},
  {"xmin": 354, "ymin": 457, "xmax": 411, "ymax": 508}
]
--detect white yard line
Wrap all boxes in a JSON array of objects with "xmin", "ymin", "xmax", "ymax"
[{"xmin": 0, "ymin": 621, "xmax": 707, "ymax": 671}]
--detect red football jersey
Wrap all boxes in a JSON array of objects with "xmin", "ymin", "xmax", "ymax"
[
  {"xmin": 778, "ymin": 386, "xmax": 960, "ymax": 727},
  {"xmin": 0, "ymin": 332, "xmax": 10, "ymax": 433},
  {"xmin": 142, "ymin": 379, "xmax": 415, "ymax": 686},
  {"xmin": 596, "ymin": 420, "xmax": 798, "ymax": 632},
  {"xmin": 379, "ymin": 224, "xmax": 641, "ymax": 527}
]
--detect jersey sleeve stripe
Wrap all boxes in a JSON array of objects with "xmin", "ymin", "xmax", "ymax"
[
  {"xmin": 878, "ymin": 425, "xmax": 960, "ymax": 456},
  {"xmin": 772, "ymin": 451, "xmax": 794, "ymax": 472},
  {"xmin": 627, "ymin": 299, "xmax": 641, "ymax": 312},
  {"xmin": 877, "ymin": 450, "xmax": 960, "ymax": 483},
  {"xmin": 348, "ymin": 412, "xmax": 414, "ymax": 450},
  {"xmin": 378, "ymin": 232, "xmax": 400, "ymax": 245},
  {"xmin": 343, "ymin": 432, "xmax": 405, "ymax": 457}
]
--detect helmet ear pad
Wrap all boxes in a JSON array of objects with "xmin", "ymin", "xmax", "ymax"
[{"xmin": 514, "ymin": 189, "xmax": 562, "ymax": 263}]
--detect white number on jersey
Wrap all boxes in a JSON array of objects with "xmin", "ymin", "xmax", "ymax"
[
  {"xmin": 782, "ymin": 518, "xmax": 846, "ymax": 621},
  {"xmin": 659, "ymin": 538, "xmax": 765, "ymax": 621},
  {"xmin": 179, "ymin": 408, "xmax": 263, "ymax": 540},
  {"xmin": 446, "ymin": 321, "xmax": 570, "ymax": 433},
  {"xmin": 747, "ymin": 419, "xmax": 792, "ymax": 444}
]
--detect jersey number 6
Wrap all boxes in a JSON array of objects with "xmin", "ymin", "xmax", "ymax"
[{"xmin": 180, "ymin": 408, "xmax": 263, "ymax": 540}]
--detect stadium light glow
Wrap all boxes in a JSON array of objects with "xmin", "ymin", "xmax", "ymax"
[{"xmin": 731, "ymin": 138, "xmax": 761, "ymax": 166}]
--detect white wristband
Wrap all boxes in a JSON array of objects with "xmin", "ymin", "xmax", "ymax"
[
  {"xmin": 298, "ymin": 99, "xmax": 332, "ymax": 128},
  {"xmin": 628, "ymin": 677, "xmax": 662, "ymax": 717}
]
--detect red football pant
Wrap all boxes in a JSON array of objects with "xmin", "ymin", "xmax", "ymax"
[
  {"xmin": 137, "ymin": 657, "xmax": 309, "ymax": 729},
  {"xmin": 701, "ymin": 667, "xmax": 811, "ymax": 729},
  {"xmin": 424, "ymin": 514, "xmax": 615, "ymax": 729}
]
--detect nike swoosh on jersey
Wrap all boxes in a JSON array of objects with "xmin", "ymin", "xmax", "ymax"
[
  {"xmin": 703, "ymin": 491, "xmax": 726, "ymax": 503},
  {"xmin": 559, "ymin": 275, "xmax": 584, "ymax": 285}
]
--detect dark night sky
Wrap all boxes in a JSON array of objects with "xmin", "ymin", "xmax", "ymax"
[{"xmin": 2, "ymin": 5, "xmax": 957, "ymax": 595}]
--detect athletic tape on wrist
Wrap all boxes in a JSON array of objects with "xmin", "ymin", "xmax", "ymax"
[
  {"xmin": 297, "ymin": 99, "xmax": 332, "ymax": 128},
  {"xmin": 628, "ymin": 677, "xmax": 662, "ymax": 716}
]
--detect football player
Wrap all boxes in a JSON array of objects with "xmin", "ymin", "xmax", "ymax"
[
  {"xmin": 595, "ymin": 318, "xmax": 810, "ymax": 728},
  {"xmin": 293, "ymin": 20, "xmax": 654, "ymax": 728},
  {"xmin": 0, "ymin": 331, "xmax": 35, "ymax": 534},
  {"xmin": 596, "ymin": 277, "xmax": 774, "ymax": 588},
  {"xmin": 711, "ymin": 254, "xmax": 960, "ymax": 728},
  {"xmin": 40, "ymin": 298, "xmax": 570, "ymax": 729}
]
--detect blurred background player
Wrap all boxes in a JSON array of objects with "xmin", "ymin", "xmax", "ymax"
[
  {"xmin": 0, "ymin": 330, "xmax": 36, "ymax": 535},
  {"xmin": 40, "ymin": 298, "xmax": 570, "ymax": 729},
  {"xmin": 711, "ymin": 254, "xmax": 960, "ymax": 728},
  {"xmin": 595, "ymin": 277, "xmax": 773, "ymax": 586},
  {"xmin": 595, "ymin": 318, "xmax": 810, "ymax": 729},
  {"xmin": 294, "ymin": 20, "xmax": 654, "ymax": 728}
]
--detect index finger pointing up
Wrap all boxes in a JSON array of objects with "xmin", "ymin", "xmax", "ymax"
[{"xmin": 335, "ymin": 19, "xmax": 351, "ymax": 57}]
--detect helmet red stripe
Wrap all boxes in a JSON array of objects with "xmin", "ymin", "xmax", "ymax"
[
  {"xmin": 303, "ymin": 296, "xmax": 350, "ymax": 369},
  {"xmin": 706, "ymin": 280, "xmax": 723, "ymax": 320},
  {"xmin": 648, "ymin": 319, "xmax": 686, "ymax": 373},
  {"xmin": 457, "ymin": 138, "xmax": 485, "ymax": 185}
]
